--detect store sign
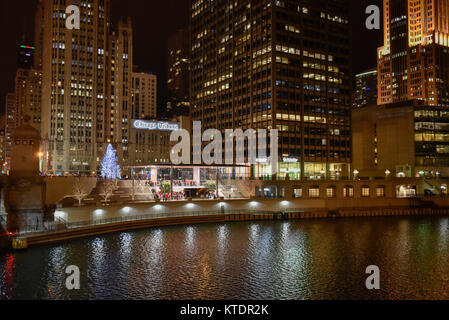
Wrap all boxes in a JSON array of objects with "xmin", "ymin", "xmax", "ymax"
[
  {"xmin": 133, "ymin": 120, "xmax": 179, "ymax": 131},
  {"xmin": 256, "ymin": 158, "xmax": 269, "ymax": 164},
  {"xmin": 283, "ymin": 157, "xmax": 298, "ymax": 163}
]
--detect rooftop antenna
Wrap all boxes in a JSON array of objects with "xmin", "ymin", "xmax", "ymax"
[{"xmin": 21, "ymin": 15, "xmax": 27, "ymax": 43}]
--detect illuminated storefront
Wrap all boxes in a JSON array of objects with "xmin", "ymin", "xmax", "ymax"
[{"xmin": 253, "ymin": 159, "xmax": 350, "ymax": 180}]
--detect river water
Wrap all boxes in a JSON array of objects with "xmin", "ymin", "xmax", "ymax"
[{"xmin": 1, "ymin": 217, "xmax": 449, "ymax": 300}]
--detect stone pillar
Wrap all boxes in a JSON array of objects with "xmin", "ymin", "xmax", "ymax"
[
  {"xmin": 216, "ymin": 167, "xmax": 219, "ymax": 198},
  {"xmin": 4, "ymin": 124, "xmax": 46, "ymax": 234},
  {"xmin": 193, "ymin": 167, "xmax": 200, "ymax": 186},
  {"xmin": 151, "ymin": 167, "xmax": 157, "ymax": 183},
  {"xmin": 170, "ymin": 166, "xmax": 174, "ymax": 198}
]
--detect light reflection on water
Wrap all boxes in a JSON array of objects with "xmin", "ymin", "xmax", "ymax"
[{"xmin": 1, "ymin": 217, "xmax": 449, "ymax": 300}]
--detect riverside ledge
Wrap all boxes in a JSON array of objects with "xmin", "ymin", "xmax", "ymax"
[{"xmin": 10, "ymin": 197, "xmax": 449, "ymax": 249}]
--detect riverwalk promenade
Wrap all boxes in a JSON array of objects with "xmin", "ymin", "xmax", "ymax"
[{"xmin": 6, "ymin": 196, "xmax": 448, "ymax": 250}]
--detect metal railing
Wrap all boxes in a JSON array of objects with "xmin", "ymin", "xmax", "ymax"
[
  {"xmin": 55, "ymin": 209, "xmax": 295, "ymax": 230},
  {"xmin": 14, "ymin": 207, "xmax": 315, "ymax": 237}
]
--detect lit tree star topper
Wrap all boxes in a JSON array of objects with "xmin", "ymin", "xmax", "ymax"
[{"xmin": 101, "ymin": 144, "xmax": 121, "ymax": 180}]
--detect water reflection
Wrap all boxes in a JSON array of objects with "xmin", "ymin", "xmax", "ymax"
[
  {"xmin": 2, "ymin": 217, "xmax": 449, "ymax": 299},
  {"xmin": 185, "ymin": 226, "xmax": 196, "ymax": 253},
  {"xmin": 216, "ymin": 225, "xmax": 229, "ymax": 261},
  {"xmin": 0, "ymin": 254, "xmax": 16, "ymax": 298}
]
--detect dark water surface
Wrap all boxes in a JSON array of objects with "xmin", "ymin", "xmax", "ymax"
[{"xmin": 1, "ymin": 217, "xmax": 449, "ymax": 300}]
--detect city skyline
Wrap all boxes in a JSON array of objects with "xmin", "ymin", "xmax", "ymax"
[
  {"xmin": 0, "ymin": 0, "xmax": 190, "ymax": 116},
  {"xmin": 0, "ymin": 0, "xmax": 382, "ymax": 116},
  {"xmin": 2, "ymin": 0, "xmax": 449, "ymax": 304}
]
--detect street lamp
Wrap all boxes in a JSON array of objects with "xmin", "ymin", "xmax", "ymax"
[
  {"xmin": 385, "ymin": 169, "xmax": 391, "ymax": 179},
  {"xmin": 353, "ymin": 169, "xmax": 359, "ymax": 180},
  {"xmin": 37, "ymin": 152, "xmax": 44, "ymax": 173}
]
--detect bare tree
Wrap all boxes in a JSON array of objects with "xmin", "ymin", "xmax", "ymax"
[
  {"xmin": 101, "ymin": 180, "xmax": 115, "ymax": 204},
  {"xmin": 72, "ymin": 178, "xmax": 89, "ymax": 206},
  {"xmin": 130, "ymin": 179, "xmax": 137, "ymax": 201}
]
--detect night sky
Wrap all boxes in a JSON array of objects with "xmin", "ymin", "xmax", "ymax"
[{"xmin": 0, "ymin": 0, "xmax": 381, "ymax": 116}]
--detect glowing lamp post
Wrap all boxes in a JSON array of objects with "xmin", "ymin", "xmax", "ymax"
[{"xmin": 37, "ymin": 152, "xmax": 44, "ymax": 173}]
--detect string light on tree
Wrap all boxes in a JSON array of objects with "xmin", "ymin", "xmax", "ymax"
[{"xmin": 101, "ymin": 144, "xmax": 121, "ymax": 180}]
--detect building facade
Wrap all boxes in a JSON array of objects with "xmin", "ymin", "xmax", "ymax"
[
  {"xmin": 4, "ymin": 93, "xmax": 16, "ymax": 174},
  {"xmin": 354, "ymin": 68, "xmax": 378, "ymax": 108},
  {"xmin": 39, "ymin": 0, "xmax": 112, "ymax": 175},
  {"xmin": 190, "ymin": 0, "xmax": 352, "ymax": 180},
  {"xmin": 132, "ymin": 71, "xmax": 158, "ymax": 120},
  {"xmin": 31, "ymin": 0, "xmax": 166, "ymax": 175},
  {"xmin": 129, "ymin": 119, "xmax": 179, "ymax": 168},
  {"xmin": 353, "ymin": 100, "xmax": 449, "ymax": 178},
  {"xmin": 378, "ymin": 0, "xmax": 449, "ymax": 106},
  {"xmin": 0, "ymin": 116, "xmax": 5, "ymax": 174},
  {"xmin": 13, "ymin": 68, "xmax": 42, "ymax": 132},
  {"xmin": 107, "ymin": 17, "xmax": 134, "ymax": 168}
]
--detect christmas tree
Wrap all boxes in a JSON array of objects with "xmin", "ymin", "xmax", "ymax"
[{"xmin": 101, "ymin": 144, "xmax": 121, "ymax": 180}]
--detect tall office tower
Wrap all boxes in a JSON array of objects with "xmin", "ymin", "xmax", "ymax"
[
  {"xmin": 24, "ymin": 70, "xmax": 42, "ymax": 130},
  {"xmin": 132, "ymin": 71, "xmax": 158, "ymax": 120},
  {"xmin": 0, "ymin": 116, "xmax": 5, "ymax": 172},
  {"xmin": 108, "ymin": 17, "xmax": 133, "ymax": 166},
  {"xmin": 15, "ymin": 43, "xmax": 42, "ymax": 131},
  {"xmin": 13, "ymin": 68, "xmax": 42, "ymax": 131},
  {"xmin": 5, "ymin": 93, "xmax": 16, "ymax": 173},
  {"xmin": 167, "ymin": 28, "xmax": 190, "ymax": 116},
  {"xmin": 190, "ymin": 0, "xmax": 352, "ymax": 179},
  {"xmin": 14, "ymin": 69, "xmax": 28, "ymax": 129},
  {"xmin": 378, "ymin": 0, "xmax": 449, "ymax": 106},
  {"xmin": 40, "ymin": 0, "xmax": 111, "ymax": 175},
  {"xmin": 18, "ymin": 44, "xmax": 35, "ymax": 69},
  {"xmin": 354, "ymin": 68, "xmax": 378, "ymax": 108}
]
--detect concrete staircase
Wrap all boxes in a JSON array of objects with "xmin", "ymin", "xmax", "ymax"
[
  {"xmin": 78, "ymin": 180, "xmax": 155, "ymax": 206},
  {"xmin": 218, "ymin": 178, "xmax": 244, "ymax": 199},
  {"xmin": 424, "ymin": 180, "xmax": 441, "ymax": 196}
]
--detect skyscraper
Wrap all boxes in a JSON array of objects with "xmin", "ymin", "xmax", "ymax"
[
  {"xmin": 167, "ymin": 28, "xmax": 190, "ymax": 116},
  {"xmin": 17, "ymin": 44, "xmax": 35, "ymax": 69},
  {"xmin": 13, "ymin": 68, "xmax": 42, "ymax": 131},
  {"xmin": 0, "ymin": 115, "xmax": 5, "ymax": 173},
  {"xmin": 39, "ymin": 0, "xmax": 111, "ymax": 174},
  {"xmin": 190, "ymin": 0, "xmax": 352, "ymax": 179},
  {"xmin": 132, "ymin": 70, "xmax": 158, "ymax": 120},
  {"xmin": 378, "ymin": 0, "xmax": 449, "ymax": 106},
  {"xmin": 35, "ymin": 1, "xmax": 160, "ymax": 175},
  {"xmin": 107, "ymin": 17, "xmax": 133, "ymax": 166},
  {"xmin": 14, "ymin": 41, "xmax": 41, "ymax": 132},
  {"xmin": 4, "ymin": 93, "xmax": 16, "ymax": 173}
]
